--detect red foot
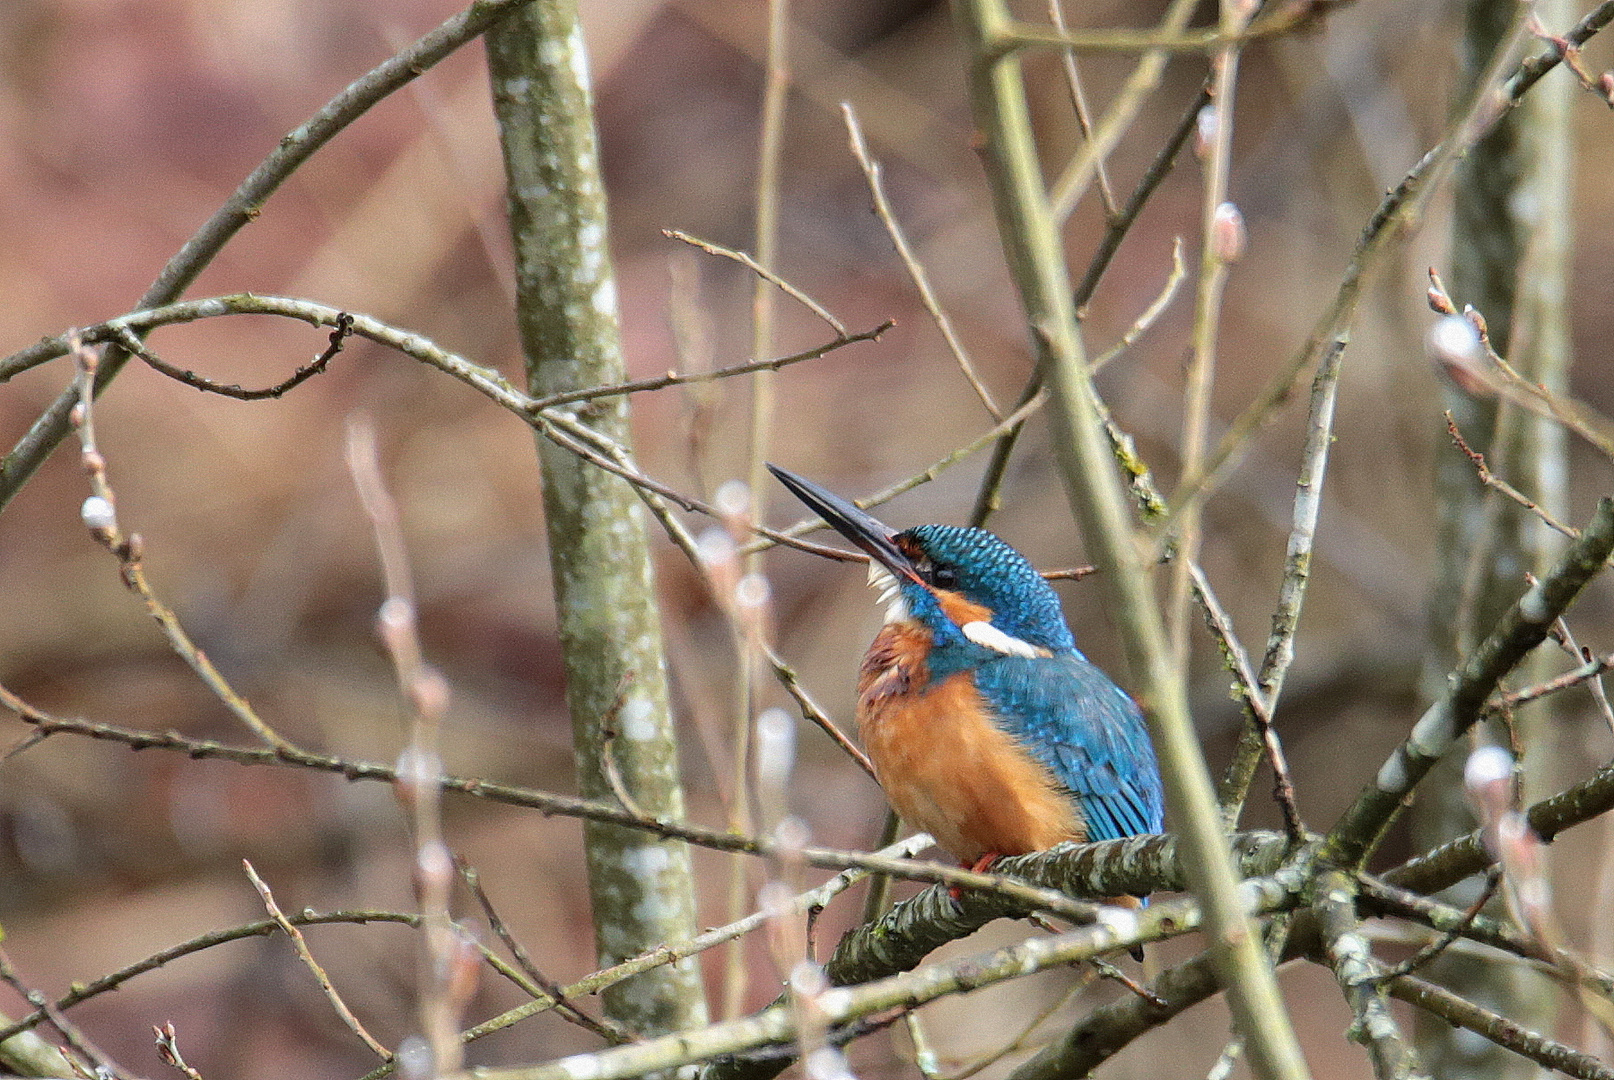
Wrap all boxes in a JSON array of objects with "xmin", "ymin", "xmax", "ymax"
[{"xmin": 949, "ymin": 852, "xmax": 1002, "ymax": 902}]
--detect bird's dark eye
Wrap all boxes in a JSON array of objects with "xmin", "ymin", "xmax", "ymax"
[{"xmin": 931, "ymin": 565, "xmax": 959, "ymax": 590}]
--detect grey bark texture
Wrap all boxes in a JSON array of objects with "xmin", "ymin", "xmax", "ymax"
[
  {"xmin": 1417, "ymin": 0, "xmax": 1575, "ymax": 1073},
  {"xmin": 485, "ymin": 0, "xmax": 709, "ymax": 1039}
]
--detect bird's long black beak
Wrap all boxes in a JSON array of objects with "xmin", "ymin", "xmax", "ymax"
[{"xmin": 767, "ymin": 464, "xmax": 922, "ymax": 583}]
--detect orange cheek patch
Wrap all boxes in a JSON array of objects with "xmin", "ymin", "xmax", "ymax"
[{"xmin": 934, "ymin": 590, "xmax": 992, "ymax": 627}]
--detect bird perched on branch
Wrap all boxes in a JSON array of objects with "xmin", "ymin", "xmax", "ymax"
[{"xmin": 770, "ymin": 464, "xmax": 1164, "ymax": 885}]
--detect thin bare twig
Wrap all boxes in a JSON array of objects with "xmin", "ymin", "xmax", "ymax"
[
  {"xmin": 0, "ymin": 696, "xmax": 1081, "ymax": 894},
  {"xmin": 530, "ymin": 321, "xmax": 891, "ymax": 409},
  {"xmin": 1357, "ymin": 875, "xmax": 1563, "ymax": 974},
  {"xmin": 1374, "ymin": 869, "xmax": 1502, "ymax": 983},
  {"xmin": 1220, "ymin": 320, "xmax": 1351, "ymax": 824},
  {"xmin": 1088, "ymin": 238, "xmax": 1187, "ymax": 373},
  {"xmin": 1490, "ymin": 649, "xmax": 1614, "ymax": 714},
  {"xmin": 842, "ymin": 102, "xmax": 1001, "ymax": 420},
  {"xmin": 0, "ymin": 910, "xmax": 418, "ymax": 1043},
  {"xmin": 0, "ymin": 905, "xmax": 564, "ymax": 1054},
  {"xmin": 554, "ymin": 412, "xmax": 872, "ymax": 786},
  {"xmin": 665, "ymin": 229, "xmax": 846, "ymax": 339},
  {"xmin": 733, "ymin": 10, "xmax": 792, "ymax": 1004},
  {"xmin": 347, "ymin": 419, "xmax": 474, "ymax": 1074},
  {"xmin": 762, "ymin": 642, "xmax": 876, "ymax": 780},
  {"xmin": 1446, "ymin": 413, "xmax": 1579, "ymax": 539},
  {"xmin": 532, "ymin": 401, "xmax": 859, "ymax": 561},
  {"xmin": 1046, "ymin": 0, "xmax": 1117, "ymax": 216},
  {"xmin": 1538, "ymin": 611, "xmax": 1614, "ymax": 732},
  {"xmin": 456, "ymin": 859, "xmax": 629, "ymax": 1044},
  {"xmin": 1190, "ymin": 563, "xmax": 1304, "ymax": 841},
  {"xmin": 1438, "ymin": 288, "xmax": 1614, "ymax": 464},
  {"xmin": 65, "ymin": 334, "xmax": 295, "ymax": 753},
  {"xmin": 114, "ymin": 314, "xmax": 352, "ymax": 400},
  {"xmin": 1167, "ymin": 0, "xmax": 1250, "ymax": 668},
  {"xmin": 0, "ymin": 946, "xmax": 123, "ymax": 1079},
  {"xmin": 919, "ymin": 971, "xmax": 1096, "ymax": 1080},
  {"xmin": 600, "ymin": 728, "xmax": 650, "ymax": 820},
  {"xmin": 243, "ymin": 860, "xmax": 391, "ymax": 1060},
  {"xmin": 746, "ymin": 388, "xmax": 1052, "ymax": 556}
]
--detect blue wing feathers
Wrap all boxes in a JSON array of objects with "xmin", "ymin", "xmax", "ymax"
[{"xmin": 972, "ymin": 655, "xmax": 1164, "ymax": 843}]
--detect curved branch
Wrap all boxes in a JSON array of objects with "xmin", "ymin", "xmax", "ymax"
[{"xmin": 0, "ymin": 295, "xmax": 867, "ymax": 562}]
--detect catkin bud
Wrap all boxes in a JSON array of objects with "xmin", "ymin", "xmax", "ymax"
[
  {"xmin": 1211, "ymin": 202, "xmax": 1245, "ymax": 263},
  {"xmin": 1427, "ymin": 314, "xmax": 1491, "ymax": 397},
  {"xmin": 1195, "ymin": 104, "xmax": 1219, "ymax": 159},
  {"xmin": 81, "ymin": 494, "xmax": 117, "ymax": 535}
]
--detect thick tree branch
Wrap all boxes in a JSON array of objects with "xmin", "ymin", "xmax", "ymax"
[{"xmin": 1322, "ymin": 497, "xmax": 1614, "ymax": 869}]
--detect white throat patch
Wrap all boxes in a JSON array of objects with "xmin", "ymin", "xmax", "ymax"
[{"xmin": 866, "ymin": 562, "xmax": 911, "ymax": 624}]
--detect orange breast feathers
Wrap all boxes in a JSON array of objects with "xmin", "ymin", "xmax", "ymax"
[{"xmin": 856, "ymin": 623, "xmax": 1086, "ymax": 866}]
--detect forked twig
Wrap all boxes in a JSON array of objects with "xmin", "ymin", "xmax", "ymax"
[
  {"xmin": 665, "ymin": 229, "xmax": 847, "ymax": 339},
  {"xmin": 1190, "ymin": 564, "xmax": 1304, "ymax": 841},
  {"xmin": 1373, "ymin": 869, "xmax": 1501, "ymax": 984}
]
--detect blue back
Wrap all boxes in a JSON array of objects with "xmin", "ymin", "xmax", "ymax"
[{"xmin": 973, "ymin": 654, "xmax": 1164, "ymax": 840}]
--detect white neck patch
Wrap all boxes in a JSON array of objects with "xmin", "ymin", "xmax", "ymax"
[
  {"xmin": 866, "ymin": 562, "xmax": 911, "ymax": 624},
  {"xmin": 961, "ymin": 620, "xmax": 1049, "ymax": 658}
]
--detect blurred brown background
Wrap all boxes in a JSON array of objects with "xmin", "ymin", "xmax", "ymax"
[{"xmin": 2, "ymin": 0, "xmax": 1613, "ymax": 1076}]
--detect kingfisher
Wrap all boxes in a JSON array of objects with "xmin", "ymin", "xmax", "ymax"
[{"xmin": 769, "ymin": 464, "xmax": 1164, "ymax": 882}]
